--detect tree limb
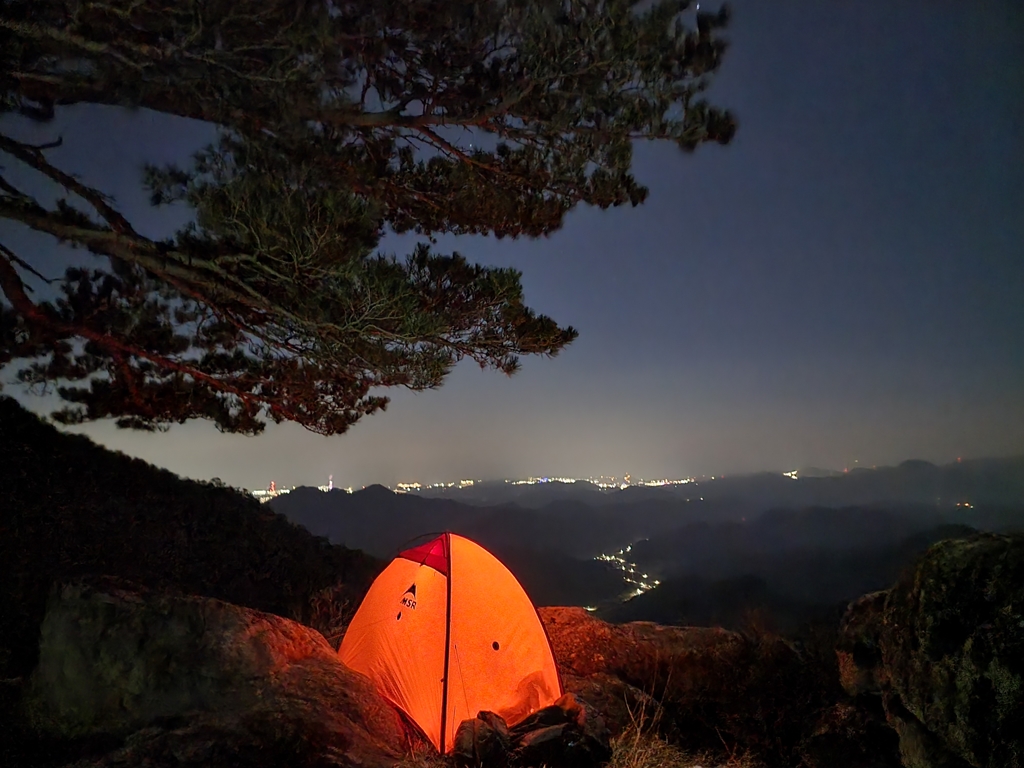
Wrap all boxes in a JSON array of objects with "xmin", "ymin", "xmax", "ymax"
[
  {"xmin": 0, "ymin": 18, "xmax": 146, "ymax": 71},
  {"xmin": 0, "ymin": 196, "xmax": 279, "ymax": 316},
  {"xmin": 0, "ymin": 242, "xmax": 58, "ymax": 286},
  {"xmin": 0, "ymin": 244, "xmax": 281, "ymax": 416},
  {"xmin": 0, "ymin": 133, "xmax": 139, "ymax": 235},
  {"xmin": 323, "ymin": 83, "xmax": 534, "ymax": 129}
]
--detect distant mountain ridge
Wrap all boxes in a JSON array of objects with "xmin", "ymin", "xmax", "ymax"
[
  {"xmin": 397, "ymin": 455, "xmax": 1024, "ymax": 509},
  {"xmin": 273, "ymin": 456, "xmax": 1024, "ymax": 563},
  {"xmin": 271, "ymin": 461, "xmax": 1024, "ymax": 612},
  {"xmin": 269, "ymin": 485, "xmax": 691, "ymax": 605},
  {"xmin": 270, "ymin": 484, "xmax": 717, "ymax": 559}
]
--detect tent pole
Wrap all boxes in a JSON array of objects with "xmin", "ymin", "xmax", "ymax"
[{"xmin": 439, "ymin": 532, "xmax": 453, "ymax": 751}]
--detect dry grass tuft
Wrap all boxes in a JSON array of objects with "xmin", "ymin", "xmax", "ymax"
[
  {"xmin": 609, "ymin": 723, "xmax": 692, "ymax": 768},
  {"xmin": 609, "ymin": 695, "xmax": 762, "ymax": 768},
  {"xmin": 307, "ymin": 584, "xmax": 350, "ymax": 650},
  {"xmin": 609, "ymin": 724, "xmax": 761, "ymax": 768},
  {"xmin": 391, "ymin": 745, "xmax": 452, "ymax": 768}
]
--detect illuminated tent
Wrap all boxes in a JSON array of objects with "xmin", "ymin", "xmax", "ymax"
[{"xmin": 338, "ymin": 532, "xmax": 562, "ymax": 752}]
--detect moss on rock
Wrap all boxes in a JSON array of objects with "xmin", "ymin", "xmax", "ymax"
[{"xmin": 882, "ymin": 534, "xmax": 1024, "ymax": 768}]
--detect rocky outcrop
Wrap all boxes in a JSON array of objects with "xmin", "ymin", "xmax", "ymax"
[
  {"xmin": 884, "ymin": 696, "xmax": 972, "ymax": 768},
  {"xmin": 540, "ymin": 606, "xmax": 753, "ymax": 697},
  {"xmin": 836, "ymin": 590, "xmax": 891, "ymax": 696},
  {"xmin": 796, "ymin": 701, "xmax": 900, "ymax": 768},
  {"xmin": 29, "ymin": 556, "xmax": 1013, "ymax": 768},
  {"xmin": 539, "ymin": 607, "xmax": 830, "ymax": 764},
  {"xmin": 560, "ymin": 672, "xmax": 657, "ymax": 737},
  {"xmin": 18, "ymin": 584, "xmax": 823, "ymax": 768},
  {"xmin": 23, "ymin": 580, "xmax": 421, "ymax": 767},
  {"xmin": 837, "ymin": 534, "xmax": 1024, "ymax": 768}
]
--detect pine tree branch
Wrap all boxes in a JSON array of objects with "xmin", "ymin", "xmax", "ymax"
[
  {"xmin": 0, "ymin": 244, "xmax": 281, "ymax": 416},
  {"xmin": 324, "ymin": 83, "xmax": 534, "ymax": 129},
  {"xmin": 0, "ymin": 133, "xmax": 139, "ymax": 235},
  {"xmin": 0, "ymin": 242, "xmax": 58, "ymax": 286},
  {"xmin": 413, "ymin": 126, "xmax": 501, "ymax": 175},
  {"xmin": 0, "ymin": 197, "xmax": 445, "ymax": 350},
  {"xmin": 0, "ymin": 0, "xmax": 724, "ymax": 432},
  {"xmin": 0, "ymin": 172, "xmax": 30, "ymax": 200},
  {"xmin": 0, "ymin": 196, "xmax": 277, "ymax": 316},
  {"xmin": 0, "ymin": 244, "xmax": 58, "ymax": 327},
  {"xmin": 0, "ymin": 18, "xmax": 146, "ymax": 71}
]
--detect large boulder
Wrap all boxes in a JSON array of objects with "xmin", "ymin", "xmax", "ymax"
[
  {"xmin": 540, "ymin": 606, "xmax": 749, "ymax": 689},
  {"xmin": 837, "ymin": 534, "xmax": 1024, "ymax": 768},
  {"xmin": 797, "ymin": 700, "xmax": 900, "ymax": 768},
  {"xmin": 22, "ymin": 580, "xmax": 420, "ymax": 767},
  {"xmin": 539, "ymin": 607, "xmax": 823, "ymax": 764},
  {"xmin": 884, "ymin": 534, "xmax": 1024, "ymax": 768},
  {"xmin": 884, "ymin": 695, "xmax": 972, "ymax": 768},
  {"xmin": 560, "ymin": 673, "xmax": 655, "ymax": 737}
]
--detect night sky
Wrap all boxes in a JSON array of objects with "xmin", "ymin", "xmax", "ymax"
[{"xmin": 3, "ymin": 1, "xmax": 1023, "ymax": 489}]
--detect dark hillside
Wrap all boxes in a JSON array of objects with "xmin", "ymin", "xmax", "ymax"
[
  {"xmin": 273, "ymin": 488, "xmax": 627, "ymax": 605},
  {"xmin": 272, "ymin": 485, "xmax": 717, "ymax": 560},
  {"xmin": 0, "ymin": 397, "xmax": 379, "ymax": 683},
  {"xmin": 603, "ymin": 524, "xmax": 982, "ymax": 632},
  {"xmin": 627, "ymin": 505, "xmax": 1023, "ymax": 578},
  {"xmin": 676, "ymin": 458, "xmax": 1024, "ymax": 508}
]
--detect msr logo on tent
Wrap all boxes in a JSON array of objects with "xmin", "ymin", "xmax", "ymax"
[{"xmin": 400, "ymin": 583, "xmax": 417, "ymax": 609}]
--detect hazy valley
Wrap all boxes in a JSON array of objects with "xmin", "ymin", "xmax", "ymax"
[{"xmin": 270, "ymin": 458, "xmax": 1024, "ymax": 630}]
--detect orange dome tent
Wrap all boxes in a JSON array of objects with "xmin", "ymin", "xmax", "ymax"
[{"xmin": 338, "ymin": 532, "xmax": 562, "ymax": 752}]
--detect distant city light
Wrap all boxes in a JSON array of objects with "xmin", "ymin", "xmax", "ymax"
[
  {"xmin": 343, "ymin": 474, "xmax": 708, "ymax": 491},
  {"xmin": 251, "ymin": 480, "xmax": 293, "ymax": 503},
  {"xmin": 596, "ymin": 543, "xmax": 659, "ymax": 599},
  {"xmin": 250, "ymin": 472, "xmax": 704, "ymax": 501}
]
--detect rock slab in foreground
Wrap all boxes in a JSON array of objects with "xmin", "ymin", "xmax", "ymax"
[
  {"xmin": 540, "ymin": 605, "xmax": 747, "ymax": 684},
  {"xmin": 539, "ymin": 606, "xmax": 820, "ymax": 759},
  {"xmin": 24, "ymin": 580, "xmax": 417, "ymax": 768}
]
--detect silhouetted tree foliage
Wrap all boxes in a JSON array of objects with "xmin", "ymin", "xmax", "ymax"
[{"xmin": 0, "ymin": 0, "xmax": 734, "ymax": 434}]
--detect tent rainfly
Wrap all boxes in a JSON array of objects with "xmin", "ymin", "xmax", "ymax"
[{"xmin": 338, "ymin": 532, "xmax": 562, "ymax": 752}]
